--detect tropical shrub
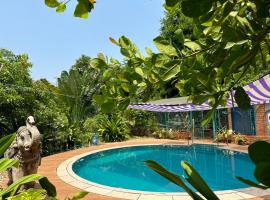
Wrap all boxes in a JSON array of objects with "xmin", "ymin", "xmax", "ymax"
[{"xmin": 98, "ymin": 114, "xmax": 129, "ymax": 142}]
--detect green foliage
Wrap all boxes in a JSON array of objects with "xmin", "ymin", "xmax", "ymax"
[
  {"xmin": 87, "ymin": 0, "xmax": 269, "ymax": 118},
  {"xmin": 74, "ymin": 0, "xmax": 94, "ymax": 19},
  {"xmin": 0, "ymin": 174, "xmax": 56, "ymax": 199},
  {"xmin": 58, "ymin": 55, "xmax": 101, "ymax": 124},
  {"xmin": 58, "ymin": 69, "xmax": 88, "ymax": 124},
  {"xmin": 181, "ymin": 161, "xmax": 219, "ymax": 200},
  {"xmin": 0, "ymin": 50, "xmax": 66, "ymax": 143},
  {"xmin": 98, "ymin": 114, "xmax": 129, "ymax": 142},
  {"xmin": 0, "ymin": 134, "xmax": 15, "ymax": 155},
  {"xmin": 145, "ymin": 159, "xmax": 220, "ymax": 200},
  {"xmin": 54, "ymin": 55, "xmax": 103, "ymax": 150},
  {"xmin": 0, "ymin": 49, "xmax": 34, "ymax": 133},
  {"xmin": 124, "ymin": 109, "xmax": 158, "ymax": 136},
  {"xmin": 44, "ymin": 0, "xmax": 95, "ymax": 18},
  {"xmin": 0, "ymin": 158, "xmax": 18, "ymax": 172},
  {"xmin": 160, "ymin": 4, "xmax": 194, "ymax": 46},
  {"xmin": 64, "ymin": 191, "xmax": 88, "ymax": 200},
  {"xmin": 6, "ymin": 189, "xmax": 47, "ymax": 200},
  {"xmin": 153, "ymin": 36, "xmax": 178, "ymax": 56}
]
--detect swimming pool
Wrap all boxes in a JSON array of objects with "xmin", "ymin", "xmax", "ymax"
[{"xmin": 72, "ymin": 144, "xmax": 256, "ymax": 192}]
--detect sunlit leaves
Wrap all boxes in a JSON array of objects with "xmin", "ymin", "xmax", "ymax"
[
  {"xmin": 181, "ymin": 161, "xmax": 220, "ymax": 200},
  {"xmin": 74, "ymin": 0, "xmax": 94, "ymax": 18},
  {"xmin": 7, "ymin": 189, "xmax": 47, "ymax": 200},
  {"xmin": 0, "ymin": 158, "xmax": 19, "ymax": 173},
  {"xmin": 67, "ymin": 191, "xmax": 89, "ymax": 200},
  {"xmin": 144, "ymin": 160, "xmax": 204, "ymax": 200},
  {"xmin": 109, "ymin": 37, "xmax": 119, "ymax": 45},
  {"xmin": 162, "ymin": 61, "xmax": 180, "ymax": 81},
  {"xmin": 44, "ymin": 0, "xmax": 60, "ymax": 8},
  {"xmin": 135, "ymin": 67, "xmax": 144, "ymax": 78},
  {"xmin": 0, "ymin": 133, "xmax": 15, "ymax": 155},
  {"xmin": 0, "ymin": 174, "xmax": 56, "ymax": 198},
  {"xmin": 45, "ymin": 0, "xmax": 95, "ymax": 18},
  {"xmin": 201, "ymin": 109, "xmax": 214, "ymax": 126},
  {"xmin": 56, "ymin": 4, "xmax": 66, "ymax": 13},
  {"xmin": 119, "ymin": 36, "xmax": 132, "ymax": 48},
  {"xmin": 174, "ymin": 29, "xmax": 185, "ymax": 45},
  {"xmin": 90, "ymin": 58, "xmax": 107, "ymax": 69},
  {"xmin": 153, "ymin": 36, "xmax": 178, "ymax": 56},
  {"xmin": 184, "ymin": 41, "xmax": 201, "ymax": 51},
  {"xmin": 45, "ymin": 0, "xmax": 67, "ymax": 14}
]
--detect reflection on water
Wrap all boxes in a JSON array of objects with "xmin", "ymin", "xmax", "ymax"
[{"xmin": 73, "ymin": 145, "xmax": 256, "ymax": 192}]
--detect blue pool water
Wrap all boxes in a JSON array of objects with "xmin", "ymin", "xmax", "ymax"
[{"xmin": 72, "ymin": 145, "xmax": 256, "ymax": 192}]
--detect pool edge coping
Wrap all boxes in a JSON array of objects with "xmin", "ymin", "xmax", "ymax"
[{"xmin": 56, "ymin": 143, "xmax": 265, "ymax": 200}]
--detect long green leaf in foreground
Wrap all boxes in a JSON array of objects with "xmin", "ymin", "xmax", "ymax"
[
  {"xmin": 0, "ymin": 158, "xmax": 18, "ymax": 172},
  {"xmin": 6, "ymin": 188, "xmax": 47, "ymax": 200},
  {"xmin": 67, "ymin": 191, "xmax": 88, "ymax": 200},
  {"xmin": 0, "ymin": 134, "xmax": 15, "ymax": 155},
  {"xmin": 0, "ymin": 174, "xmax": 56, "ymax": 198},
  {"xmin": 144, "ymin": 160, "xmax": 204, "ymax": 200},
  {"xmin": 181, "ymin": 161, "xmax": 220, "ymax": 200},
  {"xmin": 39, "ymin": 177, "xmax": 57, "ymax": 197},
  {"xmin": 236, "ymin": 176, "xmax": 268, "ymax": 190}
]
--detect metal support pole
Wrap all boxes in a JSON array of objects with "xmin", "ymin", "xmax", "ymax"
[
  {"xmin": 192, "ymin": 118, "xmax": 195, "ymax": 144},
  {"xmin": 212, "ymin": 111, "xmax": 216, "ymax": 142}
]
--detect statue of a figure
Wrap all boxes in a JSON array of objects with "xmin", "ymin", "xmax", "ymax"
[{"xmin": 4, "ymin": 116, "xmax": 41, "ymax": 189}]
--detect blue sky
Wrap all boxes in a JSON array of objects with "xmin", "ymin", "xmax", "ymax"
[{"xmin": 0, "ymin": 0, "xmax": 164, "ymax": 84}]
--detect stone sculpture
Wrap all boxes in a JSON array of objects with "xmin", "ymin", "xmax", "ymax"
[{"xmin": 4, "ymin": 116, "xmax": 42, "ymax": 188}]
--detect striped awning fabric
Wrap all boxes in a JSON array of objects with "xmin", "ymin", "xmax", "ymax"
[{"xmin": 128, "ymin": 74, "xmax": 270, "ymax": 112}]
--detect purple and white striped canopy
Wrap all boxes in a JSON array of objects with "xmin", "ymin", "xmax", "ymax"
[{"xmin": 128, "ymin": 74, "xmax": 270, "ymax": 112}]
